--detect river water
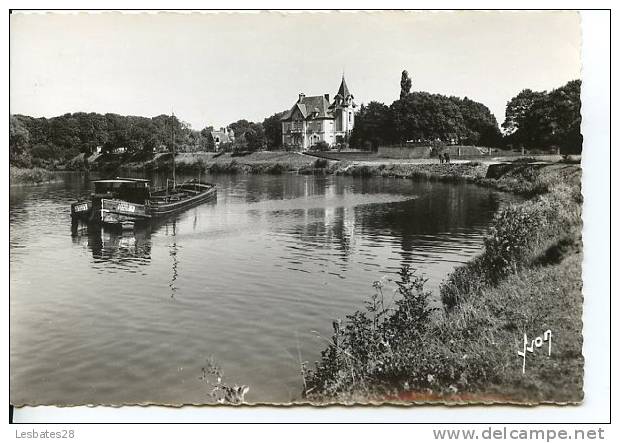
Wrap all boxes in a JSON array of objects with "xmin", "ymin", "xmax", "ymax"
[{"xmin": 10, "ymin": 172, "xmax": 513, "ymax": 405}]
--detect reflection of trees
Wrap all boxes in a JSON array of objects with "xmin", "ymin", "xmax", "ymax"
[
  {"xmin": 283, "ymin": 181, "xmax": 502, "ymax": 270},
  {"xmin": 353, "ymin": 184, "xmax": 501, "ymax": 268},
  {"xmin": 242, "ymin": 175, "xmax": 331, "ymax": 203},
  {"xmin": 354, "ymin": 184, "xmax": 500, "ymax": 237}
]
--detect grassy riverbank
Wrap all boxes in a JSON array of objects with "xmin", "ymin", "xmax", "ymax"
[
  {"xmin": 331, "ymin": 161, "xmax": 488, "ymax": 182},
  {"xmin": 116, "ymin": 151, "xmax": 318, "ymax": 175},
  {"xmin": 9, "ymin": 166, "xmax": 58, "ymax": 185},
  {"xmin": 69, "ymin": 149, "xmax": 576, "ymax": 196},
  {"xmin": 303, "ymin": 163, "xmax": 583, "ymax": 404}
]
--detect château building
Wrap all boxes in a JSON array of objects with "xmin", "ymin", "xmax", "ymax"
[{"xmin": 281, "ymin": 75, "xmax": 356, "ymax": 150}]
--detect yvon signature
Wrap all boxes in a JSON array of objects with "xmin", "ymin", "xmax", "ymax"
[{"xmin": 517, "ymin": 329, "xmax": 552, "ymax": 373}]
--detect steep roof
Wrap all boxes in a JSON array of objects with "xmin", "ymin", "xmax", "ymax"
[
  {"xmin": 335, "ymin": 75, "xmax": 352, "ymax": 99},
  {"xmin": 281, "ymin": 95, "xmax": 334, "ymax": 121}
]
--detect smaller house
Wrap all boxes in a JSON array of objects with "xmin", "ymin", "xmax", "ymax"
[
  {"xmin": 210, "ymin": 127, "xmax": 235, "ymax": 151},
  {"xmin": 113, "ymin": 147, "xmax": 127, "ymax": 154}
]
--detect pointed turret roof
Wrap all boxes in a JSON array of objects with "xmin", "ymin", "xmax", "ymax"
[{"xmin": 335, "ymin": 75, "xmax": 352, "ymax": 99}]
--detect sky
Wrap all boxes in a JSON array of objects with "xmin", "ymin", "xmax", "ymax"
[{"xmin": 10, "ymin": 11, "xmax": 581, "ymax": 130}]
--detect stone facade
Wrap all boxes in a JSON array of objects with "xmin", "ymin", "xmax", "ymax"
[{"xmin": 281, "ymin": 76, "xmax": 355, "ymax": 150}]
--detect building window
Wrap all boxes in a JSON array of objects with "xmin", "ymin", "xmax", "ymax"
[{"xmin": 349, "ymin": 112, "xmax": 352, "ymax": 122}]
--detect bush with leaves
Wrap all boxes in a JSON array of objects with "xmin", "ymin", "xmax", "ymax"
[
  {"xmin": 309, "ymin": 141, "xmax": 330, "ymax": 152},
  {"xmin": 313, "ymin": 158, "xmax": 329, "ymax": 169},
  {"xmin": 304, "ymin": 266, "xmax": 437, "ymax": 399}
]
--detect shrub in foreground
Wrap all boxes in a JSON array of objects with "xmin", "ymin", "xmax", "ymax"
[{"xmin": 304, "ymin": 266, "xmax": 437, "ymax": 400}]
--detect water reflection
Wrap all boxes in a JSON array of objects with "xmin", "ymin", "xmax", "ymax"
[
  {"xmin": 265, "ymin": 181, "xmax": 504, "ymax": 273},
  {"xmin": 11, "ymin": 171, "xmax": 518, "ymax": 405},
  {"xmin": 71, "ymin": 224, "xmax": 152, "ymax": 267},
  {"xmin": 70, "ymin": 219, "xmax": 184, "ymax": 302},
  {"xmin": 165, "ymin": 221, "xmax": 179, "ymax": 299}
]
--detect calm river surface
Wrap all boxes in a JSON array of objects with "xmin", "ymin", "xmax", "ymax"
[{"xmin": 10, "ymin": 172, "xmax": 514, "ymax": 405}]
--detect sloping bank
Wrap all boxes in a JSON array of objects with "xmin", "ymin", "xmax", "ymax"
[{"xmin": 302, "ymin": 162, "xmax": 583, "ymax": 405}]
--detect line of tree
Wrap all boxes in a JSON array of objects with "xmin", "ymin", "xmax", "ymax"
[
  {"xmin": 9, "ymin": 110, "xmax": 289, "ymax": 168},
  {"xmin": 351, "ymin": 71, "xmax": 582, "ymax": 154},
  {"xmin": 225, "ymin": 112, "xmax": 287, "ymax": 152},
  {"xmin": 9, "ymin": 73, "xmax": 582, "ymax": 168},
  {"xmin": 9, "ymin": 112, "xmax": 212, "ymax": 168}
]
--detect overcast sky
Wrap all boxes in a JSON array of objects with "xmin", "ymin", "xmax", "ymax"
[{"xmin": 10, "ymin": 11, "xmax": 581, "ymax": 130}]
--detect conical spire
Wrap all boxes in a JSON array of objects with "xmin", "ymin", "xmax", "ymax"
[{"xmin": 336, "ymin": 74, "xmax": 351, "ymax": 99}]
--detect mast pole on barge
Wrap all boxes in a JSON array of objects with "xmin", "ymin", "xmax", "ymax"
[{"xmin": 171, "ymin": 111, "xmax": 176, "ymax": 190}]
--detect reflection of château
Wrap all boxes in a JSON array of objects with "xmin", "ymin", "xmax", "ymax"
[{"xmin": 281, "ymin": 75, "xmax": 356, "ymax": 150}]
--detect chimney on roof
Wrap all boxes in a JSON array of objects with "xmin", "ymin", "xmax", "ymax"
[
  {"xmin": 324, "ymin": 94, "xmax": 329, "ymax": 102},
  {"xmin": 298, "ymin": 93, "xmax": 305, "ymax": 102}
]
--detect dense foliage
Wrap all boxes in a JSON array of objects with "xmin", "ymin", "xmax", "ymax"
[
  {"xmin": 262, "ymin": 111, "xmax": 287, "ymax": 149},
  {"xmin": 351, "ymin": 78, "xmax": 581, "ymax": 153},
  {"xmin": 350, "ymin": 93, "xmax": 502, "ymax": 151},
  {"xmin": 400, "ymin": 70, "xmax": 412, "ymax": 99},
  {"xmin": 502, "ymin": 80, "xmax": 582, "ymax": 154},
  {"xmin": 8, "ymin": 112, "xmax": 207, "ymax": 168},
  {"xmin": 304, "ymin": 266, "xmax": 438, "ymax": 399},
  {"xmin": 8, "ymin": 111, "xmax": 290, "ymax": 168}
]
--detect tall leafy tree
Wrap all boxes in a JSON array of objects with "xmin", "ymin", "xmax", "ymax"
[
  {"xmin": 400, "ymin": 70, "xmax": 412, "ymax": 99},
  {"xmin": 390, "ymin": 92, "xmax": 467, "ymax": 144},
  {"xmin": 200, "ymin": 126, "xmax": 215, "ymax": 151},
  {"xmin": 502, "ymin": 80, "xmax": 581, "ymax": 153},
  {"xmin": 502, "ymin": 89, "xmax": 546, "ymax": 137},
  {"xmin": 350, "ymin": 102, "xmax": 392, "ymax": 150},
  {"xmin": 451, "ymin": 96, "xmax": 502, "ymax": 146},
  {"xmin": 9, "ymin": 115, "xmax": 31, "ymax": 163},
  {"xmin": 262, "ymin": 111, "xmax": 287, "ymax": 149},
  {"xmin": 229, "ymin": 119, "xmax": 266, "ymax": 151},
  {"xmin": 9, "ymin": 116, "xmax": 30, "ymax": 148}
]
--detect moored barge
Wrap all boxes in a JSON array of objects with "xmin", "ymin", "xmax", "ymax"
[{"xmin": 71, "ymin": 177, "xmax": 216, "ymax": 229}]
